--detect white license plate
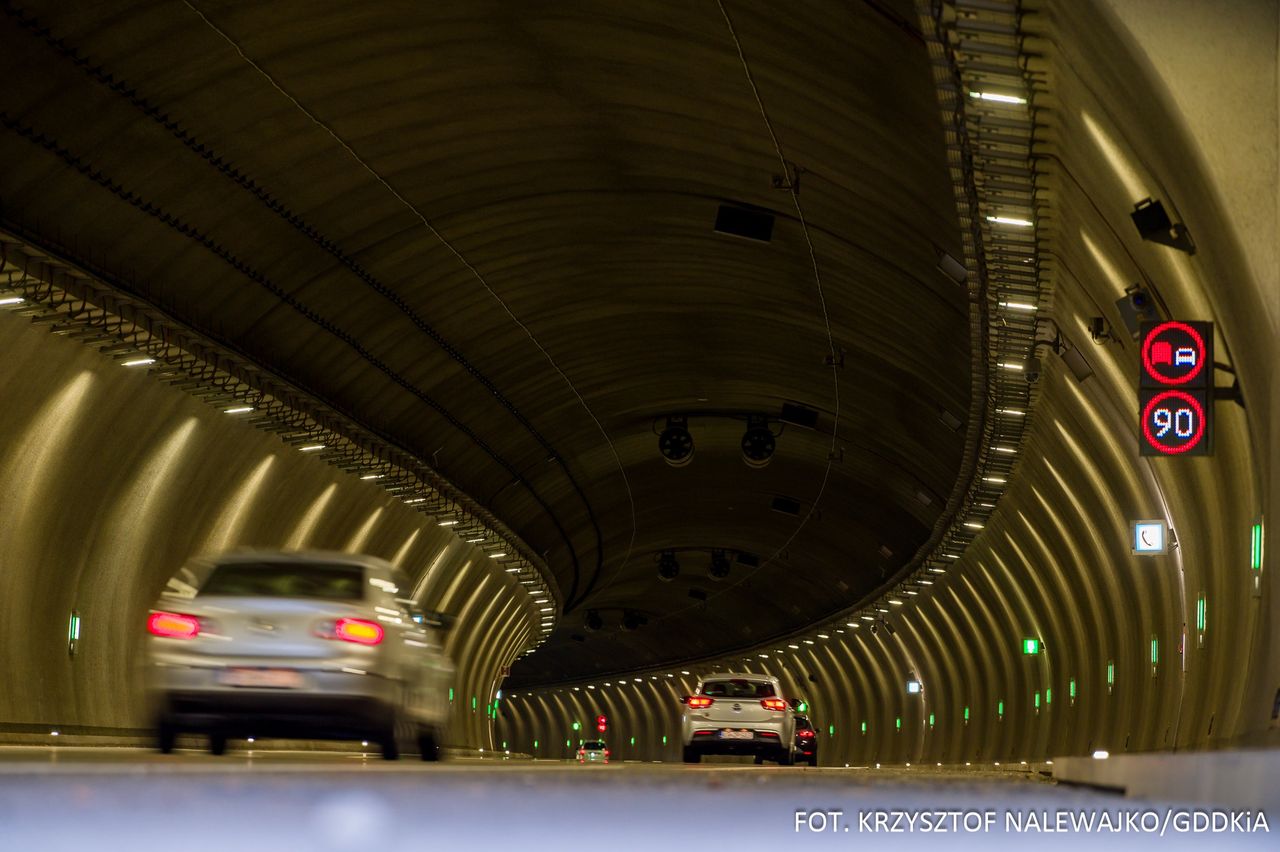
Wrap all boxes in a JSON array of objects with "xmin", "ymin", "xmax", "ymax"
[
  {"xmin": 218, "ymin": 668, "xmax": 303, "ymax": 689},
  {"xmin": 720, "ymin": 730, "xmax": 753, "ymax": 740}
]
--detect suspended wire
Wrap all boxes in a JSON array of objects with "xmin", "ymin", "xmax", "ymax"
[
  {"xmin": 713, "ymin": 0, "xmax": 842, "ymax": 580},
  {"xmin": 181, "ymin": 1, "xmax": 638, "ymax": 595}
]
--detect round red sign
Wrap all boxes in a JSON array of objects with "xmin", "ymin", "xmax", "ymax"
[
  {"xmin": 1142, "ymin": 389, "xmax": 1206, "ymax": 454},
  {"xmin": 1141, "ymin": 321, "xmax": 1206, "ymax": 385}
]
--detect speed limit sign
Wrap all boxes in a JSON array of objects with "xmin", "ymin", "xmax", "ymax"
[{"xmin": 1139, "ymin": 321, "xmax": 1213, "ymax": 457}]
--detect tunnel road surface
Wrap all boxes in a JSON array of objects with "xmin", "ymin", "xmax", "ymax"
[{"xmin": 0, "ymin": 747, "xmax": 1273, "ymax": 851}]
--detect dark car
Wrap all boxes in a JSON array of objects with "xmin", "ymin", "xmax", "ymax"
[{"xmin": 793, "ymin": 715, "xmax": 818, "ymax": 765}]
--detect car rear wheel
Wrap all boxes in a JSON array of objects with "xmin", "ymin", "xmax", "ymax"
[
  {"xmin": 776, "ymin": 748, "xmax": 793, "ymax": 766},
  {"xmin": 681, "ymin": 746, "xmax": 701, "ymax": 764},
  {"xmin": 418, "ymin": 727, "xmax": 440, "ymax": 762},
  {"xmin": 156, "ymin": 717, "xmax": 177, "ymax": 754},
  {"xmin": 208, "ymin": 732, "xmax": 227, "ymax": 756},
  {"xmin": 753, "ymin": 755, "xmax": 765, "ymax": 765}
]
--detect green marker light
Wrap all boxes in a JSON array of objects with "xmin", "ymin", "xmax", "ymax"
[
  {"xmin": 895, "ymin": 716, "xmax": 901, "ymax": 731},
  {"xmin": 1251, "ymin": 523, "xmax": 1264, "ymax": 570},
  {"xmin": 1069, "ymin": 678, "xmax": 1076, "ymax": 699},
  {"xmin": 662, "ymin": 735, "xmax": 667, "ymax": 744},
  {"xmin": 861, "ymin": 721, "xmax": 867, "ymax": 734},
  {"xmin": 1151, "ymin": 636, "xmax": 1159, "ymax": 665},
  {"xmin": 1022, "ymin": 637, "xmax": 1040, "ymax": 655},
  {"xmin": 533, "ymin": 739, "xmax": 538, "ymax": 749},
  {"xmin": 449, "ymin": 688, "xmax": 454, "ymax": 702},
  {"xmin": 1196, "ymin": 596, "xmax": 1206, "ymax": 632},
  {"xmin": 963, "ymin": 706, "xmax": 970, "ymax": 722},
  {"xmin": 629, "ymin": 736, "xmax": 635, "ymax": 746},
  {"xmin": 471, "ymin": 695, "xmax": 477, "ymax": 710},
  {"xmin": 572, "ymin": 721, "xmax": 580, "ymax": 731},
  {"xmin": 828, "ymin": 725, "xmax": 835, "ymax": 737},
  {"xmin": 1045, "ymin": 687, "xmax": 1052, "ymax": 705},
  {"xmin": 1034, "ymin": 692, "xmax": 1041, "ymax": 709},
  {"xmin": 1107, "ymin": 661, "xmax": 1114, "ymax": 686},
  {"xmin": 928, "ymin": 713, "xmax": 935, "ymax": 728},
  {"xmin": 997, "ymin": 700, "xmax": 1004, "ymax": 717}
]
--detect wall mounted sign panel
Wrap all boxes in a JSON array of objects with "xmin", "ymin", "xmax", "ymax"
[
  {"xmin": 1132, "ymin": 519, "xmax": 1168, "ymax": 555},
  {"xmin": 1139, "ymin": 321, "xmax": 1214, "ymax": 456}
]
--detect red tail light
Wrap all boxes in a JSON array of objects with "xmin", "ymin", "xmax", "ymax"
[
  {"xmin": 147, "ymin": 611, "xmax": 200, "ymax": 639},
  {"xmin": 686, "ymin": 696, "xmax": 714, "ymax": 709},
  {"xmin": 761, "ymin": 698, "xmax": 788, "ymax": 711},
  {"xmin": 332, "ymin": 617, "xmax": 384, "ymax": 646},
  {"xmin": 798, "ymin": 729, "xmax": 816, "ymax": 738},
  {"xmin": 604, "ymin": 749, "xmax": 610, "ymax": 756}
]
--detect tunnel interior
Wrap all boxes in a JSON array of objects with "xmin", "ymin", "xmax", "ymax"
[{"xmin": 0, "ymin": 0, "xmax": 1275, "ymax": 769}]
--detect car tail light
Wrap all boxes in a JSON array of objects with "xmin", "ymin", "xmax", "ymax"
[
  {"xmin": 331, "ymin": 617, "xmax": 384, "ymax": 646},
  {"xmin": 759, "ymin": 731, "xmax": 779, "ymax": 738},
  {"xmin": 761, "ymin": 698, "xmax": 788, "ymax": 711},
  {"xmin": 147, "ymin": 611, "xmax": 200, "ymax": 639},
  {"xmin": 686, "ymin": 696, "xmax": 714, "ymax": 709},
  {"xmin": 604, "ymin": 749, "xmax": 610, "ymax": 756},
  {"xmin": 798, "ymin": 729, "xmax": 816, "ymax": 738}
]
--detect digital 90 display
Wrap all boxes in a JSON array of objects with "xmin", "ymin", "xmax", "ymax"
[{"xmin": 1139, "ymin": 320, "xmax": 1213, "ymax": 456}]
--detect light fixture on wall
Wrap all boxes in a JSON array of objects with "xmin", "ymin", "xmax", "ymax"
[
  {"xmin": 658, "ymin": 416, "xmax": 694, "ymax": 467},
  {"xmin": 1028, "ymin": 319, "xmax": 1093, "ymax": 384},
  {"xmin": 657, "ymin": 551, "xmax": 680, "ymax": 582},
  {"xmin": 1130, "ymin": 197, "xmax": 1195, "ymax": 254},
  {"xmin": 708, "ymin": 550, "xmax": 731, "ymax": 581},
  {"xmin": 935, "ymin": 249, "xmax": 967, "ymax": 285},
  {"xmin": 740, "ymin": 414, "xmax": 776, "ymax": 468},
  {"xmin": 1114, "ymin": 284, "xmax": 1161, "ymax": 338}
]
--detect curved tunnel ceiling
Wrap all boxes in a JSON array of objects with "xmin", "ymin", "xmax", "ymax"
[{"xmin": 0, "ymin": 1, "xmax": 971, "ymax": 685}]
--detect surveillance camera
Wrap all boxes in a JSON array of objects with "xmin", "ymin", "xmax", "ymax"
[{"xmin": 1023, "ymin": 355, "xmax": 1041, "ymax": 384}]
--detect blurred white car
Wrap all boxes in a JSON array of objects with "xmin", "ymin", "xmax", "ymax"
[
  {"xmin": 680, "ymin": 673, "xmax": 797, "ymax": 764},
  {"xmin": 145, "ymin": 550, "xmax": 453, "ymax": 759},
  {"xmin": 577, "ymin": 740, "xmax": 609, "ymax": 763}
]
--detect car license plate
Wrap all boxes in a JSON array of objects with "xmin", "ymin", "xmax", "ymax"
[
  {"xmin": 219, "ymin": 668, "xmax": 303, "ymax": 688},
  {"xmin": 720, "ymin": 730, "xmax": 752, "ymax": 740}
]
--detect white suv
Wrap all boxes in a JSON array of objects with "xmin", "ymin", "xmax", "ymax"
[{"xmin": 680, "ymin": 673, "xmax": 797, "ymax": 764}]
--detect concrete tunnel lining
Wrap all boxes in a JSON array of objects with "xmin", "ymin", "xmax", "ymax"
[{"xmin": 0, "ymin": 0, "xmax": 1272, "ymax": 782}]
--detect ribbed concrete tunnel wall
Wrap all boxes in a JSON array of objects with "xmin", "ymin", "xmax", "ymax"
[
  {"xmin": 0, "ymin": 308, "xmax": 534, "ymax": 748},
  {"xmin": 496, "ymin": 0, "xmax": 1278, "ymax": 763},
  {"xmin": 0, "ymin": 0, "xmax": 1273, "ymax": 763}
]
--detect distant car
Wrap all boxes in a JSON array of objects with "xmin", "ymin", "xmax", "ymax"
[
  {"xmin": 577, "ymin": 740, "xmax": 609, "ymax": 763},
  {"xmin": 792, "ymin": 714, "xmax": 818, "ymax": 765},
  {"xmin": 680, "ymin": 673, "xmax": 797, "ymax": 764},
  {"xmin": 145, "ymin": 550, "xmax": 454, "ymax": 760}
]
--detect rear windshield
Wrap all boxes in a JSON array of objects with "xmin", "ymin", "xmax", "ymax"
[
  {"xmin": 583, "ymin": 741, "xmax": 606, "ymax": 750},
  {"xmin": 701, "ymin": 679, "xmax": 776, "ymax": 698},
  {"xmin": 199, "ymin": 562, "xmax": 365, "ymax": 601}
]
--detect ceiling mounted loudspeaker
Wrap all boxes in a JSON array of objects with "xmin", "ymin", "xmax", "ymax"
[
  {"xmin": 656, "ymin": 551, "xmax": 680, "ymax": 582},
  {"xmin": 741, "ymin": 414, "xmax": 775, "ymax": 468},
  {"xmin": 584, "ymin": 610, "xmax": 603, "ymax": 632},
  {"xmin": 658, "ymin": 415, "xmax": 694, "ymax": 467},
  {"xmin": 621, "ymin": 611, "xmax": 647, "ymax": 631},
  {"xmin": 708, "ymin": 550, "xmax": 731, "ymax": 581}
]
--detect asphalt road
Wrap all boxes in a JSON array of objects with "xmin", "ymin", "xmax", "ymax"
[{"xmin": 0, "ymin": 746, "xmax": 1272, "ymax": 851}]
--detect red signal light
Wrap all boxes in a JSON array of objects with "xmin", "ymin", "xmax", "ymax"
[
  {"xmin": 596, "ymin": 714, "xmax": 608, "ymax": 732},
  {"xmin": 332, "ymin": 617, "xmax": 384, "ymax": 646},
  {"xmin": 147, "ymin": 611, "xmax": 200, "ymax": 639}
]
